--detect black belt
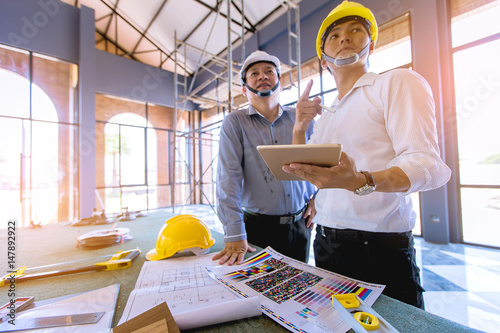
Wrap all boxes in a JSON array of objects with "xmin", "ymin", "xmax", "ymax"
[
  {"xmin": 243, "ymin": 205, "xmax": 307, "ymax": 225},
  {"xmin": 319, "ymin": 225, "xmax": 411, "ymax": 241}
]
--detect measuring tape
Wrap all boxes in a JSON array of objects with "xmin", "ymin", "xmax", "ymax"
[
  {"xmin": 0, "ymin": 248, "xmax": 141, "ymax": 286},
  {"xmin": 332, "ymin": 293, "xmax": 399, "ymax": 332}
]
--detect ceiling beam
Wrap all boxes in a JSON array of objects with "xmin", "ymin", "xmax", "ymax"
[
  {"xmin": 192, "ymin": 0, "xmax": 254, "ymax": 32},
  {"xmin": 131, "ymin": 0, "xmax": 169, "ymax": 55},
  {"xmin": 96, "ymin": 0, "xmax": 189, "ymax": 73},
  {"xmin": 102, "ymin": 0, "xmax": 120, "ymax": 37},
  {"xmin": 160, "ymin": 0, "xmax": 224, "ymax": 73},
  {"xmin": 95, "ymin": 30, "xmax": 140, "ymax": 61},
  {"xmin": 231, "ymin": 0, "xmax": 257, "ymax": 33}
]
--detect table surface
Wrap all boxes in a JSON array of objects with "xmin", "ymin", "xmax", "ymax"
[{"xmin": 0, "ymin": 211, "xmax": 481, "ymax": 332}]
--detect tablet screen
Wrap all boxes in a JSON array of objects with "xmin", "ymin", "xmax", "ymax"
[{"xmin": 257, "ymin": 144, "xmax": 342, "ymax": 181}]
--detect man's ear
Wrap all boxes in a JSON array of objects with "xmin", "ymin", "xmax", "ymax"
[
  {"xmin": 320, "ymin": 57, "xmax": 328, "ymax": 70},
  {"xmin": 242, "ymin": 85, "xmax": 247, "ymax": 97},
  {"xmin": 369, "ymin": 41, "xmax": 375, "ymax": 55}
]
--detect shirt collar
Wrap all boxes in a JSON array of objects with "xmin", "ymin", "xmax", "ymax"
[
  {"xmin": 248, "ymin": 104, "xmax": 284, "ymax": 120},
  {"xmin": 354, "ymin": 72, "xmax": 378, "ymax": 88},
  {"xmin": 333, "ymin": 72, "xmax": 378, "ymax": 105}
]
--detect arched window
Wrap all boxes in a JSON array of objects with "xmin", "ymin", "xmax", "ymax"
[
  {"xmin": 0, "ymin": 45, "xmax": 78, "ymax": 227},
  {"xmin": 95, "ymin": 93, "xmax": 183, "ymax": 214}
]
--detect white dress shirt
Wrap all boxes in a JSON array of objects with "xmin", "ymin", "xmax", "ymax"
[{"xmin": 309, "ymin": 69, "xmax": 451, "ymax": 232}]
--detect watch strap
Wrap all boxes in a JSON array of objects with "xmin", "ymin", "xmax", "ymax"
[
  {"xmin": 354, "ymin": 171, "xmax": 376, "ymax": 195},
  {"xmin": 360, "ymin": 171, "xmax": 375, "ymax": 187}
]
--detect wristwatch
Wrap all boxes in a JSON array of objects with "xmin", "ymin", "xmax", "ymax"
[{"xmin": 354, "ymin": 171, "xmax": 377, "ymax": 196}]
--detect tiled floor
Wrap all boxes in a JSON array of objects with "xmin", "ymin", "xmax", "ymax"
[
  {"xmin": 416, "ymin": 237, "xmax": 500, "ymax": 332},
  {"xmin": 178, "ymin": 204, "xmax": 500, "ymax": 332}
]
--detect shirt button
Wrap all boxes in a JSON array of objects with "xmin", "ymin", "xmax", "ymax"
[
  {"xmin": 275, "ymin": 140, "xmax": 278, "ymax": 143},
  {"xmin": 287, "ymin": 194, "xmax": 291, "ymax": 198},
  {"xmin": 364, "ymin": 241, "xmax": 369, "ymax": 245}
]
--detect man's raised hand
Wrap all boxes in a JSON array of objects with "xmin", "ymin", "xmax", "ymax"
[{"xmin": 293, "ymin": 80, "xmax": 322, "ymax": 143}]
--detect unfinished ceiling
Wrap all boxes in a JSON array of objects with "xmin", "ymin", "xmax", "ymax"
[{"xmin": 62, "ymin": 0, "xmax": 298, "ymax": 75}]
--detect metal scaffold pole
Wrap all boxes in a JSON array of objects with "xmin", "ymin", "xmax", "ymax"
[
  {"xmin": 173, "ymin": 30, "xmax": 178, "ymax": 213},
  {"xmin": 286, "ymin": 1, "xmax": 301, "ymax": 98},
  {"xmin": 171, "ymin": 0, "xmax": 299, "ymax": 212},
  {"xmin": 227, "ymin": 0, "xmax": 233, "ymax": 112}
]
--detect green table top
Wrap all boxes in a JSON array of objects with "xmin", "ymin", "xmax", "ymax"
[{"xmin": 0, "ymin": 211, "xmax": 480, "ymax": 332}]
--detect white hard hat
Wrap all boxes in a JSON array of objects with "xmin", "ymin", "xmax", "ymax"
[{"xmin": 240, "ymin": 50, "xmax": 281, "ymax": 85}]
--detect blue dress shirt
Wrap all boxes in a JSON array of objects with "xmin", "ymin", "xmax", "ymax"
[{"xmin": 216, "ymin": 104, "xmax": 315, "ymax": 242}]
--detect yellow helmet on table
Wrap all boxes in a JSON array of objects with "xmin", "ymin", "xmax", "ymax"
[
  {"xmin": 316, "ymin": 1, "xmax": 378, "ymax": 61},
  {"xmin": 146, "ymin": 214, "xmax": 215, "ymax": 260}
]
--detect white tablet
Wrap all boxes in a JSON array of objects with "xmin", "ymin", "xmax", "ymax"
[{"xmin": 257, "ymin": 143, "xmax": 342, "ymax": 181}]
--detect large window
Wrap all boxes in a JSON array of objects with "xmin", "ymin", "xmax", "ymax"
[
  {"xmin": 95, "ymin": 94, "xmax": 191, "ymax": 214},
  {"xmin": 451, "ymin": 0, "xmax": 500, "ymax": 247},
  {"xmin": 200, "ymin": 110, "xmax": 224, "ymax": 206},
  {"xmin": 0, "ymin": 44, "xmax": 78, "ymax": 227}
]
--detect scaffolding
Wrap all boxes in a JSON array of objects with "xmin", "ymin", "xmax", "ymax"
[{"xmin": 172, "ymin": 0, "xmax": 302, "ymax": 213}]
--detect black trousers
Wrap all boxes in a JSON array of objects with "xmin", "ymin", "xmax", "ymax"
[
  {"xmin": 243, "ymin": 211, "xmax": 311, "ymax": 263},
  {"xmin": 313, "ymin": 225, "xmax": 425, "ymax": 309}
]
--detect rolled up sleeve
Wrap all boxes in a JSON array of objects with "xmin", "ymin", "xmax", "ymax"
[{"xmin": 385, "ymin": 70, "xmax": 451, "ymax": 195}]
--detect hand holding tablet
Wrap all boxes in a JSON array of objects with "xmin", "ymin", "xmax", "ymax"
[{"xmin": 257, "ymin": 144, "xmax": 342, "ymax": 181}]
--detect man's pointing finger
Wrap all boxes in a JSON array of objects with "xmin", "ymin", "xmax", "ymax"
[{"xmin": 299, "ymin": 79, "xmax": 314, "ymax": 102}]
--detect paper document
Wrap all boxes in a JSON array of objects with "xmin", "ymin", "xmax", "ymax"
[
  {"xmin": 5, "ymin": 284, "xmax": 119, "ymax": 333},
  {"xmin": 206, "ymin": 247, "xmax": 385, "ymax": 333},
  {"xmin": 119, "ymin": 254, "xmax": 261, "ymax": 330}
]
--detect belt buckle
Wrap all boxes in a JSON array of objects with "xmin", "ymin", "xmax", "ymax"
[
  {"xmin": 296, "ymin": 211, "xmax": 304, "ymax": 222},
  {"xmin": 293, "ymin": 206, "xmax": 305, "ymax": 221},
  {"xmin": 279, "ymin": 206, "xmax": 305, "ymax": 225},
  {"xmin": 280, "ymin": 216, "xmax": 293, "ymax": 224}
]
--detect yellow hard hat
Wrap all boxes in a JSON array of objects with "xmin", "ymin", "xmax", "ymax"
[
  {"xmin": 146, "ymin": 214, "xmax": 215, "ymax": 260},
  {"xmin": 316, "ymin": 1, "xmax": 378, "ymax": 60}
]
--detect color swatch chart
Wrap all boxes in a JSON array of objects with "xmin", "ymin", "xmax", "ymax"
[
  {"xmin": 294, "ymin": 277, "xmax": 373, "ymax": 314},
  {"xmin": 208, "ymin": 247, "xmax": 385, "ymax": 333},
  {"xmin": 223, "ymin": 257, "xmax": 286, "ymax": 282}
]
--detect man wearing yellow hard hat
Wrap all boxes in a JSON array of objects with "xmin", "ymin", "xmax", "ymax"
[
  {"xmin": 213, "ymin": 50, "xmax": 317, "ymax": 266},
  {"xmin": 283, "ymin": 1, "xmax": 451, "ymax": 309}
]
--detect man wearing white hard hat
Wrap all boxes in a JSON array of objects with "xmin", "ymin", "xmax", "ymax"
[
  {"xmin": 212, "ymin": 50, "xmax": 316, "ymax": 265},
  {"xmin": 283, "ymin": 1, "xmax": 451, "ymax": 308}
]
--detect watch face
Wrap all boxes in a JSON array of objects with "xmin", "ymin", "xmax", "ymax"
[
  {"xmin": 357, "ymin": 186, "xmax": 376, "ymax": 196},
  {"xmin": 355, "ymin": 171, "xmax": 376, "ymax": 195},
  {"xmin": 355, "ymin": 184, "xmax": 376, "ymax": 196}
]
